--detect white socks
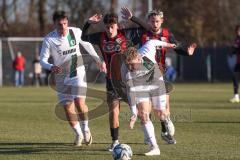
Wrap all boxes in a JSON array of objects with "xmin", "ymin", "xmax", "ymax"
[
  {"xmin": 141, "ymin": 120, "xmax": 158, "ymax": 148},
  {"xmin": 72, "ymin": 121, "xmax": 89, "ymax": 137},
  {"xmin": 80, "ymin": 120, "xmax": 89, "ymax": 132},
  {"xmin": 72, "ymin": 122, "xmax": 83, "ymax": 136}
]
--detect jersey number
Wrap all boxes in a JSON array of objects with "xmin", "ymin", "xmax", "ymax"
[{"xmin": 70, "ymin": 54, "xmax": 77, "ymax": 78}]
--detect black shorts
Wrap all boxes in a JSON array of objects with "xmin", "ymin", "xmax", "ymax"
[
  {"xmin": 106, "ymin": 78, "xmax": 121, "ymax": 104},
  {"xmin": 106, "ymin": 78, "xmax": 128, "ymax": 105}
]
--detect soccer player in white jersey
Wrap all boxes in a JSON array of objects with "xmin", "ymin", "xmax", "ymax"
[
  {"xmin": 121, "ymin": 39, "xmax": 175, "ymax": 156},
  {"xmin": 40, "ymin": 11, "xmax": 105, "ymax": 146}
]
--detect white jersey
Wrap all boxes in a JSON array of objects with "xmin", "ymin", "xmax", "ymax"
[
  {"xmin": 121, "ymin": 39, "xmax": 169, "ymax": 115},
  {"xmin": 40, "ymin": 27, "xmax": 100, "ymax": 79},
  {"xmin": 138, "ymin": 39, "xmax": 169, "ymax": 64}
]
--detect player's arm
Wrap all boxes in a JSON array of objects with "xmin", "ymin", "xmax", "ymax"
[
  {"xmin": 40, "ymin": 39, "xmax": 61, "ymax": 73},
  {"xmin": 81, "ymin": 14, "xmax": 103, "ymax": 45},
  {"xmin": 169, "ymin": 32, "xmax": 197, "ymax": 56},
  {"xmin": 121, "ymin": 7, "xmax": 150, "ymax": 31},
  {"xmin": 148, "ymin": 39, "xmax": 176, "ymax": 48},
  {"xmin": 121, "ymin": 63, "xmax": 138, "ymax": 129},
  {"xmin": 121, "ymin": 7, "xmax": 150, "ymax": 45},
  {"xmin": 79, "ymin": 29, "xmax": 106, "ymax": 73}
]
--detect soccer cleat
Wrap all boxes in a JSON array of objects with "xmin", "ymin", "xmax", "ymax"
[
  {"xmin": 145, "ymin": 146, "xmax": 160, "ymax": 156},
  {"xmin": 229, "ymin": 97, "xmax": 240, "ymax": 103},
  {"xmin": 108, "ymin": 140, "xmax": 119, "ymax": 152},
  {"xmin": 161, "ymin": 132, "xmax": 176, "ymax": 144},
  {"xmin": 83, "ymin": 130, "xmax": 92, "ymax": 145},
  {"xmin": 74, "ymin": 134, "xmax": 83, "ymax": 146}
]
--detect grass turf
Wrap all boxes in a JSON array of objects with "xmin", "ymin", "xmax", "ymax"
[{"xmin": 0, "ymin": 83, "xmax": 240, "ymax": 160}]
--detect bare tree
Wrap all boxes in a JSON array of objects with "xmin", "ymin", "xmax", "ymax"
[
  {"xmin": 38, "ymin": 0, "xmax": 47, "ymax": 36},
  {"xmin": 1, "ymin": 0, "xmax": 8, "ymax": 26},
  {"xmin": 110, "ymin": 0, "xmax": 117, "ymax": 12},
  {"xmin": 28, "ymin": 0, "xmax": 36, "ymax": 23},
  {"xmin": 13, "ymin": 0, "xmax": 19, "ymax": 23}
]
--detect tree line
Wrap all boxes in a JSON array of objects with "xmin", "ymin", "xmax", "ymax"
[{"xmin": 0, "ymin": 0, "xmax": 239, "ymax": 47}]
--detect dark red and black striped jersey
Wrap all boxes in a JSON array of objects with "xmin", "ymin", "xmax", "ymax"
[
  {"xmin": 81, "ymin": 17, "xmax": 147, "ymax": 79},
  {"xmin": 141, "ymin": 28, "xmax": 190, "ymax": 71}
]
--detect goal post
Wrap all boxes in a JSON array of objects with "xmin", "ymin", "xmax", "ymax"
[{"xmin": 0, "ymin": 37, "xmax": 43, "ymax": 87}]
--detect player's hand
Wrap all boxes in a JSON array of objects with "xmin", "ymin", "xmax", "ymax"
[
  {"xmin": 97, "ymin": 61, "xmax": 107, "ymax": 73},
  {"xmin": 121, "ymin": 7, "xmax": 133, "ymax": 20},
  {"xmin": 51, "ymin": 65, "xmax": 62, "ymax": 74},
  {"xmin": 88, "ymin": 14, "xmax": 102, "ymax": 24},
  {"xmin": 129, "ymin": 114, "xmax": 137, "ymax": 129},
  {"xmin": 188, "ymin": 43, "xmax": 197, "ymax": 55},
  {"xmin": 168, "ymin": 43, "xmax": 177, "ymax": 48}
]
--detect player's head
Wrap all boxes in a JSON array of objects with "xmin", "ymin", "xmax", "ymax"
[
  {"xmin": 53, "ymin": 10, "xmax": 69, "ymax": 35},
  {"xmin": 124, "ymin": 47, "xmax": 142, "ymax": 71},
  {"xmin": 147, "ymin": 10, "xmax": 164, "ymax": 33},
  {"xmin": 236, "ymin": 25, "xmax": 240, "ymax": 36},
  {"xmin": 103, "ymin": 13, "xmax": 118, "ymax": 38},
  {"xmin": 17, "ymin": 51, "xmax": 22, "ymax": 57}
]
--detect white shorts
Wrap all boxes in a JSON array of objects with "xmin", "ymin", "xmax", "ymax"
[
  {"xmin": 135, "ymin": 94, "xmax": 167, "ymax": 111},
  {"xmin": 55, "ymin": 66, "xmax": 87, "ymax": 105},
  {"xmin": 130, "ymin": 81, "xmax": 167, "ymax": 111}
]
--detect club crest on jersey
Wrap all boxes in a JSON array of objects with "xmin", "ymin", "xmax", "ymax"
[{"xmin": 70, "ymin": 39, "xmax": 76, "ymax": 46}]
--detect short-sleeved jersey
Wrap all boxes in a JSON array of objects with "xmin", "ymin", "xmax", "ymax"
[
  {"xmin": 121, "ymin": 40, "xmax": 169, "ymax": 110},
  {"xmin": 40, "ymin": 27, "xmax": 100, "ymax": 79}
]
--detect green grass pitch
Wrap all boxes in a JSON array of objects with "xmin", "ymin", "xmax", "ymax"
[{"xmin": 0, "ymin": 83, "xmax": 240, "ymax": 160}]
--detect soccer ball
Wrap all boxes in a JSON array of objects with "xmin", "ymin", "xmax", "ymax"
[{"xmin": 112, "ymin": 144, "xmax": 132, "ymax": 160}]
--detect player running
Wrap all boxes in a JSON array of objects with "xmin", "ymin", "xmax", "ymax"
[
  {"xmin": 40, "ymin": 11, "xmax": 104, "ymax": 146},
  {"xmin": 122, "ymin": 8, "xmax": 197, "ymax": 144},
  {"xmin": 81, "ymin": 7, "xmax": 149, "ymax": 151},
  {"xmin": 121, "ymin": 39, "xmax": 176, "ymax": 156},
  {"xmin": 229, "ymin": 25, "xmax": 240, "ymax": 103}
]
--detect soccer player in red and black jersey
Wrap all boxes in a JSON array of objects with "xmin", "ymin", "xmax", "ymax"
[
  {"xmin": 138, "ymin": 10, "xmax": 197, "ymax": 144},
  {"xmin": 81, "ymin": 8, "xmax": 148, "ymax": 151},
  {"xmin": 229, "ymin": 25, "xmax": 240, "ymax": 103}
]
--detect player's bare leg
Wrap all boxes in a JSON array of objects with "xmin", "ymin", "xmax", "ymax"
[
  {"xmin": 154, "ymin": 109, "xmax": 176, "ymax": 144},
  {"xmin": 108, "ymin": 99, "xmax": 120, "ymax": 151},
  {"xmin": 74, "ymin": 97, "xmax": 92, "ymax": 145},
  {"xmin": 137, "ymin": 101, "xmax": 160, "ymax": 156},
  {"xmin": 63, "ymin": 101, "xmax": 83, "ymax": 146}
]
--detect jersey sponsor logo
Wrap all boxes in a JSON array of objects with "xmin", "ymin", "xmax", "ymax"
[
  {"xmin": 62, "ymin": 48, "xmax": 76, "ymax": 55},
  {"xmin": 102, "ymin": 40, "xmax": 122, "ymax": 53}
]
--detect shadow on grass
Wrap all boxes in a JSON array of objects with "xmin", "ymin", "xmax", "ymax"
[{"xmin": 0, "ymin": 142, "xmax": 111, "ymax": 155}]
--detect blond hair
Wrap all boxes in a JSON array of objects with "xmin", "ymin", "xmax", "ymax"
[{"xmin": 124, "ymin": 47, "xmax": 139, "ymax": 65}]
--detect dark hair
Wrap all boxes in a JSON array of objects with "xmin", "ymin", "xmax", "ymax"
[
  {"xmin": 147, "ymin": 10, "xmax": 163, "ymax": 19},
  {"xmin": 52, "ymin": 10, "xmax": 68, "ymax": 22},
  {"xmin": 103, "ymin": 13, "xmax": 118, "ymax": 24}
]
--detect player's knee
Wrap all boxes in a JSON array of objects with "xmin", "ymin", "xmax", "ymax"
[
  {"xmin": 74, "ymin": 98, "xmax": 86, "ymax": 107},
  {"xmin": 155, "ymin": 109, "xmax": 167, "ymax": 120},
  {"xmin": 139, "ymin": 112, "xmax": 150, "ymax": 124}
]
